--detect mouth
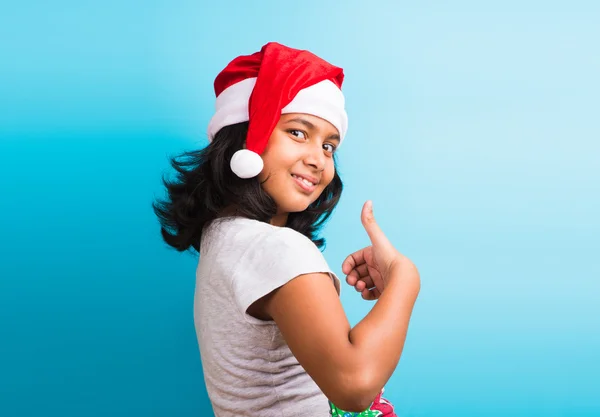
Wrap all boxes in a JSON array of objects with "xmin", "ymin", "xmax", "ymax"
[{"xmin": 291, "ymin": 173, "xmax": 318, "ymax": 193}]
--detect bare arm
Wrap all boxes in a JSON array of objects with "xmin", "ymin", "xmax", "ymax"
[{"xmin": 262, "ymin": 201, "xmax": 420, "ymax": 412}]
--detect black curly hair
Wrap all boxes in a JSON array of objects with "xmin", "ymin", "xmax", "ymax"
[{"xmin": 152, "ymin": 122, "xmax": 343, "ymax": 253}]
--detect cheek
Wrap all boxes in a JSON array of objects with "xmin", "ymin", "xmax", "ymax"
[
  {"xmin": 321, "ymin": 165, "xmax": 336, "ymax": 188},
  {"xmin": 257, "ymin": 161, "xmax": 288, "ymax": 192},
  {"xmin": 257, "ymin": 168, "xmax": 268, "ymax": 183},
  {"xmin": 257, "ymin": 153, "xmax": 276, "ymax": 183}
]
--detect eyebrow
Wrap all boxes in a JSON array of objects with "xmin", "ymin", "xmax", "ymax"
[{"xmin": 284, "ymin": 117, "xmax": 341, "ymax": 142}]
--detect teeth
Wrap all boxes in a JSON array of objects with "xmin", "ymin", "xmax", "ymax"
[{"xmin": 293, "ymin": 174, "xmax": 315, "ymax": 187}]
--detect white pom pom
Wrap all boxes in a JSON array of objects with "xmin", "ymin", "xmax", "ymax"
[{"xmin": 230, "ymin": 149, "xmax": 264, "ymax": 179}]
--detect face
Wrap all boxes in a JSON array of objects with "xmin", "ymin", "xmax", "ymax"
[{"xmin": 257, "ymin": 113, "xmax": 340, "ymax": 224}]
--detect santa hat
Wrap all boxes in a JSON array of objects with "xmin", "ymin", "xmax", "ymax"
[{"xmin": 207, "ymin": 42, "xmax": 348, "ymax": 179}]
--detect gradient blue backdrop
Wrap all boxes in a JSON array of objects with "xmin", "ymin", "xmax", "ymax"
[{"xmin": 1, "ymin": 1, "xmax": 598, "ymax": 416}]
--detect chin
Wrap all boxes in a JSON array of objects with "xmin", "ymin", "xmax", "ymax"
[{"xmin": 278, "ymin": 198, "xmax": 313, "ymax": 214}]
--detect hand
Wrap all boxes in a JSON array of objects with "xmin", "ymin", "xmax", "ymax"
[{"xmin": 342, "ymin": 201, "xmax": 408, "ymax": 300}]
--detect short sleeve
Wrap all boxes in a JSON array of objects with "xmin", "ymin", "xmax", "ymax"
[{"xmin": 230, "ymin": 227, "xmax": 340, "ymax": 322}]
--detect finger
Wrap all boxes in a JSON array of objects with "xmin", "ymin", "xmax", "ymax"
[
  {"xmin": 347, "ymin": 264, "xmax": 371, "ymax": 289},
  {"xmin": 361, "ymin": 201, "xmax": 392, "ymax": 249},
  {"xmin": 356, "ymin": 275, "xmax": 375, "ymax": 291},
  {"xmin": 366, "ymin": 265, "xmax": 386, "ymax": 291},
  {"xmin": 354, "ymin": 279, "xmax": 369, "ymax": 292},
  {"xmin": 345, "ymin": 262, "xmax": 369, "ymax": 284},
  {"xmin": 361, "ymin": 287, "xmax": 380, "ymax": 301},
  {"xmin": 342, "ymin": 246, "xmax": 370, "ymax": 275},
  {"xmin": 362, "ymin": 287, "xmax": 381, "ymax": 300},
  {"xmin": 346, "ymin": 269, "xmax": 360, "ymax": 286},
  {"xmin": 372, "ymin": 288, "xmax": 381, "ymax": 299},
  {"xmin": 348, "ymin": 263, "xmax": 369, "ymax": 280}
]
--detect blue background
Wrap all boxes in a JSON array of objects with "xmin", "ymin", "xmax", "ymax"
[{"xmin": 1, "ymin": 1, "xmax": 599, "ymax": 416}]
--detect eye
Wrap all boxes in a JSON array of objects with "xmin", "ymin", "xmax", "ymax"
[
  {"xmin": 323, "ymin": 143, "xmax": 337, "ymax": 154},
  {"xmin": 287, "ymin": 129, "xmax": 306, "ymax": 139}
]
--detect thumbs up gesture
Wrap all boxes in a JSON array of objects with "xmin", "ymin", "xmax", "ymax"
[{"xmin": 342, "ymin": 201, "xmax": 415, "ymax": 300}]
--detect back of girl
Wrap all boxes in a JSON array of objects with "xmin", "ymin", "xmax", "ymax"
[{"xmin": 154, "ymin": 42, "xmax": 421, "ymax": 417}]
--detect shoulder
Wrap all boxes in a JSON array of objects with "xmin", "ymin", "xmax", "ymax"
[
  {"xmin": 219, "ymin": 218, "xmax": 333, "ymax": 280},
  {"xmin": 208, "ymin": 216, "xmax": 320, "ymax": 252},
  {"xmin": 272, "ymin": 225, "xmax": 321, "ymax": 250},
  {"xmin": 217, "ymin": 218, "xmax": 339, "ymax": 319},
  {"xmin": 202, "ymin": 216, "xmax": 277, "ymax": 252},
  {"xmin": 256, "ymin": 225, "xmax": 329, "ymax": 269}
]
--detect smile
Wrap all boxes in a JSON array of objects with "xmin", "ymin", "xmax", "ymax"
[{"xmin": 291, "ymin": 174, "xmax": 317, "ymax": 193}]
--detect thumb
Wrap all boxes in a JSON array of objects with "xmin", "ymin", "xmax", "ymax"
[{"xmin": 361, "ymin": 200, "xmax": 390, "ymax": 247}]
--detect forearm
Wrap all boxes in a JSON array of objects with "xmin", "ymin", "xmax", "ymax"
[{"xmin": 348, "ymin": 259, "xmax": 420, "ymax": 393}]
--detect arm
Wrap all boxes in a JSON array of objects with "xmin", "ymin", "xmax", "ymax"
[{"xmin": 263, "ymin": 202, "xmax": 420, "ymax": 412}]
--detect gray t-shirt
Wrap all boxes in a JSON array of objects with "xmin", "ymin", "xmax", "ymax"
[{"xmin": 194, "ymin": 217, "xmax": 341, "ymax": 417}]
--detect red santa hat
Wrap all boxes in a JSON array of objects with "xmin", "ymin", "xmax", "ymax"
[{"xmin": 207, "ymin": 42, "xmax": 348, "ymax": 178}]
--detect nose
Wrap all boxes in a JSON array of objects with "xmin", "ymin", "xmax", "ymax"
[{"xmin": 303, "ymin": 142, "xmax": 326, "ymax": 171}]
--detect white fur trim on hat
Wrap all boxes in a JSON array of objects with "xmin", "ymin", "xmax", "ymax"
[
  {"xmin": 207, "ymin": 78, "xmax": 257, "ymax": 140},
  {"xmin": 281, "ymin": 80, "xmax": 348, "ymax": 141},
  {"xmin": 207, "ymin": 78, "xmax": 347, "ymax": 143}
]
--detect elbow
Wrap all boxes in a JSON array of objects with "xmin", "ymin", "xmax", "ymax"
[
  {"xmin": 327, "ymin": 368, "xmax": 382, "ymax": 412},
  {"xmin": 336, "ymin": 397, "xmax": 377, "ymax": 414}
]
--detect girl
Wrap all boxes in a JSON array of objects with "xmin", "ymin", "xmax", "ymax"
[{"xmin": 153, "ymin": 42, "xmax": 420, "ymax": 417}]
